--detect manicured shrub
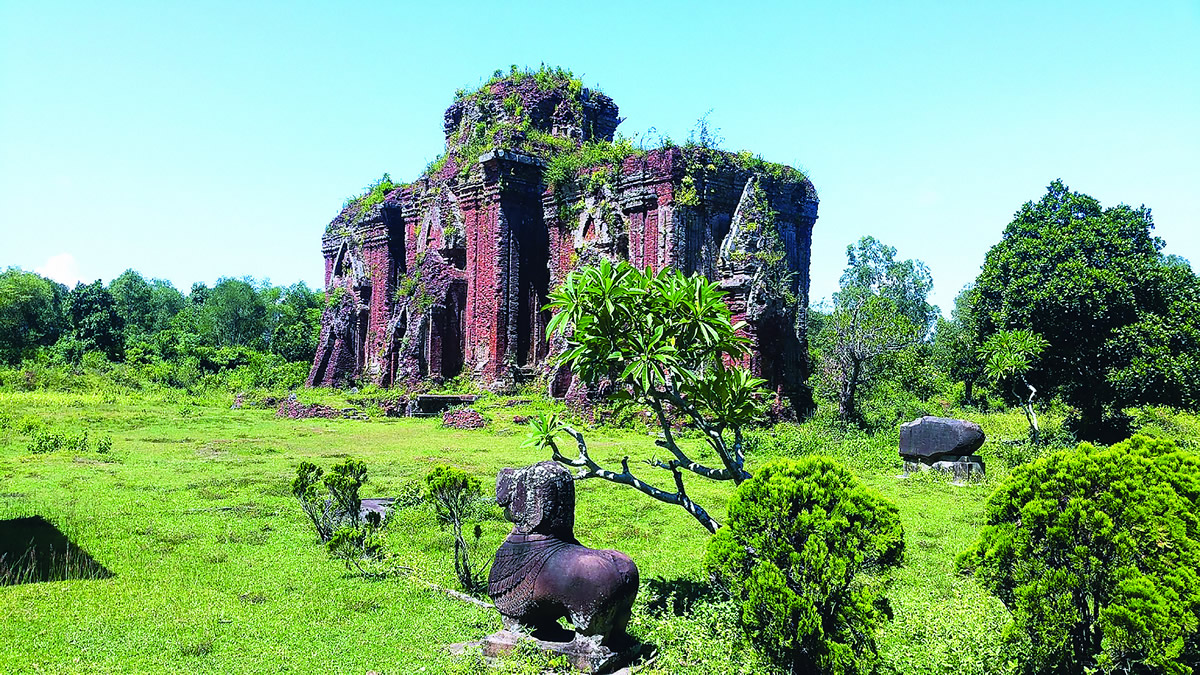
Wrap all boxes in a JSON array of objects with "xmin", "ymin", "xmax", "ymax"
[
  {"xmin": 957, "ymin": 434, "xmax": 1200, "ymax": 674},
  {"xmin": 706, "ymin": 457, "xmax": 905, "ymax": 674}
]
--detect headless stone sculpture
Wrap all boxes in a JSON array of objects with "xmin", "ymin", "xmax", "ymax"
[{"xmin": 485, "ymin": 462, "xmax": 639, "ymax": 671}]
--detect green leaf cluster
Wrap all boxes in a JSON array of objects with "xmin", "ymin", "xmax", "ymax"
[
  {"xmin": 979, "ymin": 329, "xmax": 1048, "ymax": 384},
  {"xmin": 546, "ymin": 260, "xmax": 762, "ymax": 426},
  {"xmin": 706, "ymin": 457, "xmax": 905, "ymax": 674},
  {"xmin": 957, "ymin": 434, "xmax": 1200, "ymax": 674},
  {"xmin": 423, "ymin": 464, "xmax": 483, "ymax": 530},
  {"xmin": 291, "ymin": 459, "xmax": 368, "ymax": 543}
]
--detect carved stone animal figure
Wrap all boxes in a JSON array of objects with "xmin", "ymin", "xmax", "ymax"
[{"xmin": 488, "ymin": 462, "xmax": 639, "ymax": 644}]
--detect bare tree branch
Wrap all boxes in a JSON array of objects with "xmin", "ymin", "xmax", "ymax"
[
  {"xmin": 654, "ymin": 386, "xmax": 750, "ymax": 483},
  {"xmin": 646, "ymin": 396, "xmax": 737, "ymax": 481},
  {"xmin": 549, "ymin": 424, "xmax": 720, "ymax": 534}
]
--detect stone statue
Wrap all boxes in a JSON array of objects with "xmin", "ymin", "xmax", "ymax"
[{"xmin": 486, "ymin": 461, "xmax": 638, "ymax": 670}]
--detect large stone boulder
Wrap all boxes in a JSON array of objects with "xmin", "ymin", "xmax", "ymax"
[
  {"xmin": 900, "ymin": 416, "xmax": 986, "ymax": 481},
  {"xmin": 899, "ymin": 416, "xmax": 985, "ymax": 461}
]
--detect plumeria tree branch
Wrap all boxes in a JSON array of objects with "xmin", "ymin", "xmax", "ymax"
[{"xmin": 526, "ymin": 261, "xmax": 767, "ymax": 533}]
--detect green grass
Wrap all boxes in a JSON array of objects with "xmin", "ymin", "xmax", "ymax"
[{"xmin": 1, "ymin": 389, "xmax": 1195, "ymax": 673}]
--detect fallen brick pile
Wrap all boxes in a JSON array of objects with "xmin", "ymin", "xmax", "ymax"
[
  {"xmin": 276, "ymin": 398, "xmax": 369, "ymax": 420},
  {"xmin": 442, "ymin": 407, "xmax": 487, "ymax": 429}
]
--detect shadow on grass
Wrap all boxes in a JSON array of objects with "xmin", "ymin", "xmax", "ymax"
[
  {"xmin": 642, "ymin": 574, "xmax": 726, "ymax": 617},
  {"xmin": 0, "ymin": 516, "xmax": 113, "ymax": 585}
]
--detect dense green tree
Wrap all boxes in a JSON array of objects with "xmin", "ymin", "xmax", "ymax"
[
  {"xmin": 957, "ymin": 435, "xmax": 1200, "ymax": 674},
  {"xmin": 197, "ymin": 278, "xmax": 268, "ymax": 349},
  {"xmin": 815, "ymin": 237, "xmax": 930, "ymax": 422},
  {"xmin": 973, "ymin": 180, "xmax": 1199, "ymax": 437},
  {"xmin": 838, "ymin": 236, "xmax": 935, "ymax": 337},
  {"xmin": 931, "ymin": 285, "xmax": 984, "ymax": 403},
  {"xmin": 0, "ymin": 268, "xmax": 67, "ymax": 364},
  {"xmin": 526, "ymin": 260, "xmax": 765, "ymax": 533},
  {"xmin": 1102, "ymin": 261, "xmax": 1200, "ymax": 412},
  {"xmin": 66, "ymin": 280, "xmax": 125, "ymax": 360},
  {"xmin": 264, "ymin": 282, "xmax": 323, "ymax": 363},
  {"xmin": 109, "ymin": 269, "xmax": 155, "ymax": 334},
  {"xmin": 706, "ymin": 457, "xmax": 905, "ymax": 674},
  {"xmin": 816, "ymin": 294, "xmax": 922, "ymax": 421},
  {"xmin": 188, "ymin": 282, "xmax": 209, "ymax": 305},
  {"xmin": 147, "ymin": 279, "xmax": 187, "ymax": 332}
]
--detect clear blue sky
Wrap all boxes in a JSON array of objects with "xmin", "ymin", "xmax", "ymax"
[{"xmin": 2, "ymin": 1, "xmax": 1197, "ymax": 314}]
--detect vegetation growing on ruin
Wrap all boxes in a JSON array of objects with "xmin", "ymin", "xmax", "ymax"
[
  {"xmin": 340, "ymin": 173, "xmax": 398, "ymax": 223},
  {"xmin": 543, "ymin": 136, "xmax": 641, "ymax": 189},
  {"xmin": 455, "ymin": 64, "xmax": 586, "ymax": 103},
  {"xmin": 393, "ymin": 270, "xmax": 435, "ymax": 313}
]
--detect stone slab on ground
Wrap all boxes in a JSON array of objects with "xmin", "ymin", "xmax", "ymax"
[
  {"xmin": 408, "ymin": 394, "xmax": 481, "ymax": 417},
  {"xmin": 904, "ymin": 455, "xmax": 986, "ymax": 483},
  {"xmin": 359, "ymin": 498, "xmax": 394, "ymax": 522}
]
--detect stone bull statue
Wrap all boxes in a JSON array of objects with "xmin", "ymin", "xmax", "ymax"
[{"xmin": 488, "ymin": 461, "xmax": 639, "ymax": 646}]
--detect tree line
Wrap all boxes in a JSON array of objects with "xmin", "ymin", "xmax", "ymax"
[
  {"xmin": 811, "ymin": 179, "xmax": 1200, "ymax": 441},
  {"xmin": 0, "ymin": 270, "xmax": 323, "ymax": 390},
  {"xmin": 3, "ymin": 180, "xmax": 1198, "ymax": 439}
]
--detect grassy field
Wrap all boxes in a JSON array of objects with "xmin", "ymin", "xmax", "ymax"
[{"xmin": 1, "ymin": 388, "xmax": 1193, "ymax": 674}]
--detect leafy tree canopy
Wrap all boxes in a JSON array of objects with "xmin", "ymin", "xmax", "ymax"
[
  {"xmin": 0, "ymin": 268, "xmax": 67, "ymax": 364},
  {"xmin": 837, "ymin": 236, "xmax": 936, "ymax": 337},
  {"xmin": 527, "ymin": 260, "xmax": 765, "ymax": 533},
  {"xmin": 198, "ymin": 278, "xmax": 268, "ymax": 349},
  {"xmin": 109, "ymin": 269, "xmax": 155, "ymax": 335},
  {"xmin": 931, "ymin": 284, "xmax": 984, "ymax": 399},
  {"xmin": 973, "ymin": 180, "xmax": 1200, "ymax": 436},
  {"xmin": 815, "ymin": 237, "xmax": 931, "ymax": 422},
  {"xmin": 66, "ymin": 280, "xmax": 125, "ymax": 361}
]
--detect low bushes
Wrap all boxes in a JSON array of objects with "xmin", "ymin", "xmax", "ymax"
[
  {"xmin": 706, "ymin": 457, "xmax": 905, "ymax": 674},
  {"xmin": 958, "ymin": 435, "xmax": 1200, "ymax": 673}
]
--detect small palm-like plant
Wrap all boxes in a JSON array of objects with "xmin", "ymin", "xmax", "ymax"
[{"xmin": 978, "ymin": 329, "xmax": 1049, "ymax": 443}]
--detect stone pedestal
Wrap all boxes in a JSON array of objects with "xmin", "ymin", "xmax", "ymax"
[
  {"xmin": 903, "ymin": 454, "xmax": 986, "ymax": 483},
  {"xmin": 479, "ymin": 629, "xmax": 632, "ymax": 673},
  {"xmin": 899, "ymin": 416, "xmax": 987, "ymax": 482}
]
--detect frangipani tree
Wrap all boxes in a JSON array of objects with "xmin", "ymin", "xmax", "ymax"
[
  {"xmin": 979, "ymin": 329, "xmax": 1049, "ymax": 443},
  {"xmin": 524, "ymin": 260, "xmax": 766, "ymax": 534}
]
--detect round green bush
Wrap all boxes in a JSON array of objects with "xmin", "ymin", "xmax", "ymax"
[
  {"xmin": 705, "ymin": 457, "xmax": 905, "ymax": 674},
  {"xmin": 957, "ymin": 434, "xmax": 1200, "ymax": 674}
]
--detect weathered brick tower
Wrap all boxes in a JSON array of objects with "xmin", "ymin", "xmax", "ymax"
[{"xmin": 308, "ymin": 68, "xmax": 818, "ymax": 410}]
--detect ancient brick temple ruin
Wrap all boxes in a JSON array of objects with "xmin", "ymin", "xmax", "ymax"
[{"xmin": 307, "ymin": 68, "xmax": 819, "ymax": 410}]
